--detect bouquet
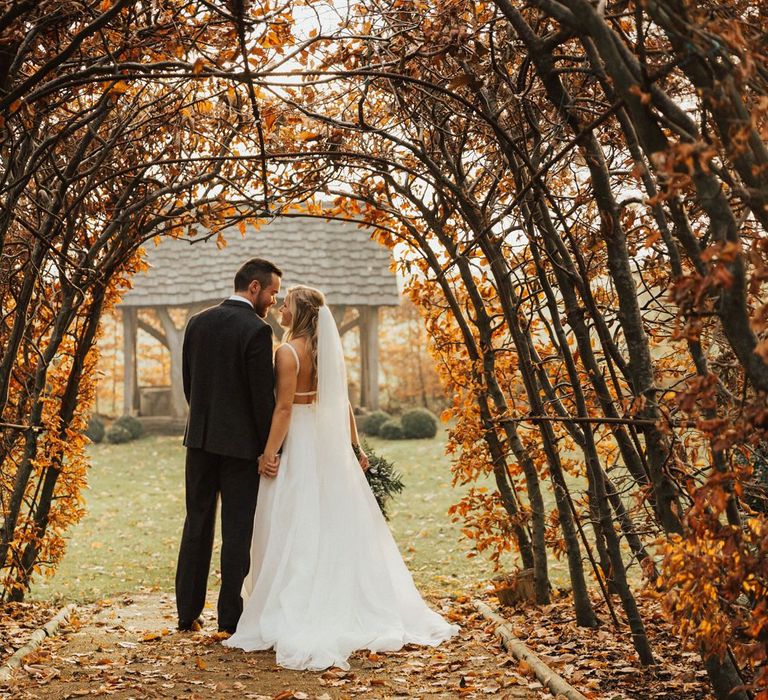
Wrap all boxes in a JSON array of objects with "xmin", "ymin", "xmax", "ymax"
[{"xmin": 362, "ymin": 441, "xmax": 404, "ymax": 520}]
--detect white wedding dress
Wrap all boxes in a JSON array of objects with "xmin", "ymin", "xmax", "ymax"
[{"xmin": 223, "ymin": 306, "xmax": 458, "ymax": 670}]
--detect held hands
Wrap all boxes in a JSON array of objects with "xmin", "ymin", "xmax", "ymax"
[{"xmin": 259, "ymin": 453, "xmax": 280, "ymax": 478}]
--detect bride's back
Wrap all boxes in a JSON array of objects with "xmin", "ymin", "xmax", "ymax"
[{"xmin": 285, "ymin": 336, "xmax": 316, "ymax": 404}]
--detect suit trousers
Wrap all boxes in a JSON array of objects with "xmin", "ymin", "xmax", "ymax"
[{"xmin": 175, "ymin": 448, "xmax": 260, "ymax": 631}]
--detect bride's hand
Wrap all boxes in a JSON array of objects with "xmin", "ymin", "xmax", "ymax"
[
  {"xmin": 357, "ymin": 449, "xmax": 369, "ymax": 472},
  {"xmin": 259, "ymin": 453, "xmax": 280, "ymax": 478}
]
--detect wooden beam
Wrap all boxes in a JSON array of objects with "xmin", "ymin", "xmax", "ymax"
[
  {"xmin": 359, "ymin": 306, "xmax": 369, "ymax": 408},
  {"xmin": 330, "ymin": 304, "xmax": 347, "ymax": 328},
  {"xmin": 358, "ymin": 306, "xmax": 381, "ymax": 410},
  {"xmin": 266, "ymin": 309, "xmax": 284, "ymax": 340},
  {"xmin": 121, "ymin": 307, "xmax": 139, "ymax": 415},
  {"xmin": 157, "ymin": 307, "xmax": 187, "ymax": 419},
  {"xmin": 367, "ymin": 306, "xmax": 380, "ymax": 410},
  {"xmin": 137, "ymin": 318, "xmax": 167, "ymax": 347},
  {"xmin": 188, "ymin": 302, "xmax": 211, "ymax": 315},
  {"xmin": 339, "ymin": 313, "xmax": 360, "ymax": 337}
]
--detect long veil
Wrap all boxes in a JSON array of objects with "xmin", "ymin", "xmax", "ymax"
[
  {"xmin": 226, "ymin": 304, "xmax": 459, "ymax": 670},
  {"xmin": 315, "ymin": 305, "xmax": 352, "ymax": 456}
]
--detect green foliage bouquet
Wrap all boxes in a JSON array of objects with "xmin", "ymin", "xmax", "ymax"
[{"xmin": 362, "ymin": 441, "xmax": 404, "ymax": 520}]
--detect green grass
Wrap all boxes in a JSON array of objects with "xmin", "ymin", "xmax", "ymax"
[
  {"xmin": 31, "ymin": 436, "xmax": 187, "ymax": 603},
  {"xmin": 31, "ymin": 430, "xmax": 506, "ymax": 603},
  {"xmin": 365, "ymin": 434, "xmax": 506, "ymax": 595}
]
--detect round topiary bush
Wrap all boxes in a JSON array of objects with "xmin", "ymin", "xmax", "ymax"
[
  {"xmin": 113, "ymin": 414, "xmax": 144, "ymax": 440},
  {"xmin": 106, "ymin": 424, "xmax": 133, "ymax": 444},
  {"xmin": 84, "ymin": 415, "xmax": 106, "ymax": 444},
  {"xmin": 379, "ymin": 418, "xmax": 405, "ymax": 440},
  {"xmin": 401, "ymin": 407, "xmax": 438, "ymax": 439},
  {"xmin": 362, "ymin": 410, "xmax": 391, "ymax": 436}
]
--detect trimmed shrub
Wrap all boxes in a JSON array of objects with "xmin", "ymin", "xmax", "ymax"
[
  {"xmin": 379, "ymin": 418, "xmax": 405, "ymax": 440},
  {"xmin": 401, "ymin": 408, "xmax": 438, "ymax": 439},
  {"xmin": 113, "ymin": 414, "xmax": 144, "ymax": 440},
  {"xmin": 362, "ymin": 441, "xmax": 404, "ymax": 520},
  {"xmin": 106, "ymin": 424, "xmax": 132, "ymax": 444},
  {"xmin": 362, "ymin": 410, "xmax": 391, "ymax": 436},
  {"xmin": 84, "ymin": 415, "xmax": 106, "ymax": 444}
]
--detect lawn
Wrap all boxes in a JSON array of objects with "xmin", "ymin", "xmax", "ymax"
[{"xmin": 31, "ymin": 430, "xmax": 509, "ymax": 603}]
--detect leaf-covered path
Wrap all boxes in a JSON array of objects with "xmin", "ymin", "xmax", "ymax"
[{"xmin": 3, "ymin": 593, "xmax": 546, "ymax": 699}]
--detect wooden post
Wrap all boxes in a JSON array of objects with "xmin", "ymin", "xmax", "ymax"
[
  {"xmin": 330, "ymin": 304, "xmax": 347, "ymax": 328},
  {"xmin": 122, "ymin": 307, "xmax": 139, "ymax": 416},
  {"xmin": 157, "ymin": 307, "xmax": 187, "ymax": 419},
  {"xmin": 359, "ymin": 306, "xmax": 369, "ymax": 408},
  {"xmin": 358, "ymin": 306, "xmax": 380, "ymax": 410},
  {"xmin": 367, "ymin": 306, "xmax": 380, "ymax": 410},
  {"xmin": 266, "ymin": 308, "xmax": 283, "ymax": 340}
]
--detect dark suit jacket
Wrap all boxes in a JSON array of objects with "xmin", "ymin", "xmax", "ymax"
[{"xmin": 182, "ymin": 299, "xmax": 275, "ymax": 460}]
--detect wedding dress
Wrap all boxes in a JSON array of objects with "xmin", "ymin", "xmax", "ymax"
[{"xmin": 223, "ymin": 306, "xmax": 458, "ymax": 670}]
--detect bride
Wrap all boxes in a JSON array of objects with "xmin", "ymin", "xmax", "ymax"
[{"xmin": 223, "ymin": 285, "xmax": 458, "ymax": 670}]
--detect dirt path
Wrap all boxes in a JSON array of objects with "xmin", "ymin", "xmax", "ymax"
[{"xmin": 3, "ymin": 593, "xmax": 547, "ymax": 699}]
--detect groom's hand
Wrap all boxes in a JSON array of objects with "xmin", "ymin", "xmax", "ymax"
[{"xmin": 258, "ymin": 453, "xmax": 280, "ymax": 478}]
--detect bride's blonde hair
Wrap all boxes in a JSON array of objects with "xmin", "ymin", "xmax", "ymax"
[{"xmin": 284, "ymin": 285, "xmax": 325, "ymax": 380}]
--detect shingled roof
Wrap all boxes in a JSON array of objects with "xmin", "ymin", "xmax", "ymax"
[{"xmin": 121, "ymin": 218, "xmax": 400, "ymax": 308}]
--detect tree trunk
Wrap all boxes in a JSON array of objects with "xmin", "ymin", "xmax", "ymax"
[
  {"xmin": 0, "ymin": 290, "xmax": 77, "ymax": 581},
  {"xmin": 393, "ymin": 198, "xmax": 551, "ymax": 602},
  {"xmin": 11, "ymin": 285, "xmax": 107, "ymax": 599},
  {"xmin": 157, "ymin": 308, "xmax": 187, "ymax": 419},
  {"xmin": 502, "ymin": 8, "xmax": 683, "ymax": 534}
]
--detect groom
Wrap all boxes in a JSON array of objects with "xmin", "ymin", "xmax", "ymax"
[{"xmin": 176, "ymin": 257, "xmax": 282, "ymax": 634}]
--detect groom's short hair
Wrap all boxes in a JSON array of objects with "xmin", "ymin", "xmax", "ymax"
[{"xmin": 234, "ymin": 258, "xmax": 283, "ymax": 291}]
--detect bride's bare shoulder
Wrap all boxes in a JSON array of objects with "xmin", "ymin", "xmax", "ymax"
[
  {"xmin": 284, "ymin": 337, "xmax": 311, "ymax": 359},
  {"xmin": 275, "ymin": 342, "xmax": 298, "ymax": 366},
  {"xmin": 288, "ymin": 335, "xmax": 309, "ymax": 350}
]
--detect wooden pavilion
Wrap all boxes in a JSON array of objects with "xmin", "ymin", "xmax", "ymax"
[{"xmin": 119, "ymin": 218, "xmax": 399, "ymax": 420}]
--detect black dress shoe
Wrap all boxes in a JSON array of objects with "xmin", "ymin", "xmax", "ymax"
[
  {"xmin": 218, "ymin": 626, "xmax": 236, "ymax": 634},
  {"xmin": 178, "ymin": 617, "xmax": 203, "ymax": 632}
]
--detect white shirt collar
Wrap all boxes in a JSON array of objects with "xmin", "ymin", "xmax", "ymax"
[{"xmin": 228, "ymin": 294, "xmax": 253, "ymax": 308}]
